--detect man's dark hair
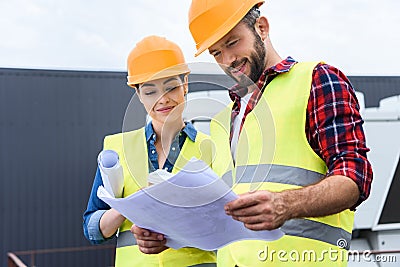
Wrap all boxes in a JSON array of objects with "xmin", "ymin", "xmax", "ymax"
[{"xmin": 240, "ymin": 6, "xmax": 261, "ymax": 33}]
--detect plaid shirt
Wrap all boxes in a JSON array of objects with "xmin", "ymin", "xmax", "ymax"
[{"xmin": 229, "ymin": 57, "xmax": 373, "ymax": 208}]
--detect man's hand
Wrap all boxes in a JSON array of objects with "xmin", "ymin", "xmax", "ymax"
[
  {"xmin": 130, "ymin": 225, "xmax": 168, "ymax": 254},
  {"xmin": 224, "ymin": 175, "xmax": 360, "ymax": 231},
  {"xmin": 224, "ymin": 190, "xmax": 289, "ymax": 231}
]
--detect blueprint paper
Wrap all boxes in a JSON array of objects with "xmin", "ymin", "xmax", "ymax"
[
  {"xmin": 147, "ymin": 169, "xmax": 173, "ymax": 185},
  {"xmin": 97, "ymin": 158, "xmax": 284, "ymax": 251},
  {"xmin": 97, "ymin": 150, "xmax": 124, "ymax": 198}
]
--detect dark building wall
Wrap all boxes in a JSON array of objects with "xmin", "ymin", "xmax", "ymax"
[
  {"xmin": 1, "ymin": 68, "xmax": 399, "ymax": 266},
  {"xmin": 0, "ymin": 68, "xmax": 141, "ymax": 266},
  {"xmin": 350, "ymin": 76, "xmax": 400, "ymax": 108}
]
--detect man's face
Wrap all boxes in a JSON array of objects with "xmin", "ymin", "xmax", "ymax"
[{"xmin": 208, "ymin": 22, "xmax": 266, "ymax": 87}]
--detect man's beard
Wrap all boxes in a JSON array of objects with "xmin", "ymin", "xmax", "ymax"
[{"xmin": 226, "ymin": 32, "xmax": 266, "ymax": 88}]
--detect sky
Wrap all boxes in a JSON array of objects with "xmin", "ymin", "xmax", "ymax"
[{"xmin": 0, "ymin": 0, "xmax": 399, "ymax": 75}]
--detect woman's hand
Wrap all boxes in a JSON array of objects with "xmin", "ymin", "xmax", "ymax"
[{"xmin": 99, "ymin": 208, "xmax": 126, "ymax": 238}]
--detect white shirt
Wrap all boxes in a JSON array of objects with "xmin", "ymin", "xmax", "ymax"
[{"xmin": 230, "ymin": 93, "xmax": 252, "ymax": 161}]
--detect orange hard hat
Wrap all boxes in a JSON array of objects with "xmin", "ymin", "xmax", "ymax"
[
  {"xmin": 127, "ymin": 35, "xmax": 190, "ymax": 87},
  {"xmin": 189, "ymin": 0, "xmax": 264, "ymax": 56}
]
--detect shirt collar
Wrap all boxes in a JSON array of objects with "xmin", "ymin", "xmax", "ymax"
[
  {"xmin": 145, "ymin": 121, "xmax": 197, "ymax": 142},
  {"xmin": 181, "ymin": 122, "xmax": 197, "ymax": 142},
  {"xmin": 145, "ymin": 122, "xmax": 156, "ymax": 142},
  {"xmin": 229, "ymin": 56, "xmax": 297, "ymax": 101},
  {"xmin": 266, "ymin": 56, "xmax": 297, "ymax": 75}
]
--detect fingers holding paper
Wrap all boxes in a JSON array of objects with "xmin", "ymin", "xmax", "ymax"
[
  {"xmin": 224, "ymin": 190, "xmax": 289, "ymax": 231},
  {"xmin": 131, "ymin": 225, "xmax": 168, "ymax": 254}
]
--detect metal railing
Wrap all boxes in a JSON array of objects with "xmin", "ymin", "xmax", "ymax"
[{"xmin": 7, "ymin": 245, "xmax": 115, "ymax": 267}]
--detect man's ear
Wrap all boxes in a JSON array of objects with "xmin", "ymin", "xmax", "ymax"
[{"xmin": 255, "ymin": 16, "xmax": 269, "ymax": 41}]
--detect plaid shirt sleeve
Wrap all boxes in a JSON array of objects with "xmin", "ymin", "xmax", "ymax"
[{"xmin": 306, "ymin": 63, "xmax": 373, "ymax": 209}]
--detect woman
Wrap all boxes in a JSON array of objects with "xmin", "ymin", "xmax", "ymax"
[{"xmin": 83, "ymin": 36, "xmax": 216, "ymax": 267}]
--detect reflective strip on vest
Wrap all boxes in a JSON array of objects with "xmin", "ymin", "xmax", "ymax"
[
  {"xmin": 188, "ymin": 264, "xmax": 216, "ymax": 267},
  {"xmin": 234, "ymin": 164, "xmax": 324, "ymax": 186},
  {"xmin": 117, "ymin": 231, "xmax": 137, "ymax": 248},
  {"xmin": 282, "ymin": 219, "xmax": 351, "ymax": 250},
  {"xmin": 231, "ymin": 164, "xmax": 352, "ymax": 250}
]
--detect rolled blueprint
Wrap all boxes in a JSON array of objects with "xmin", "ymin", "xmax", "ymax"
[{"xmin": 97, "ymin": 150, "xmax": 124, "ymax": 198}]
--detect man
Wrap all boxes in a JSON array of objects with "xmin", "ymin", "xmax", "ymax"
[{"xmin": 187, "ymin": 0, "xmax": 373, "ymax": 266}]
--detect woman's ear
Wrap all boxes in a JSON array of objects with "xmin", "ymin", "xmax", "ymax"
[
  {"xmin": 255, "ymin": 16, "xmax": 269, "ymax": 41},
  {"xmin": 183, "ymin": 74, "xmax": 189, "ymax": 95},
  {"xmin": 135, "ymin": 87, "xmax": 143, "ymax": 103}
]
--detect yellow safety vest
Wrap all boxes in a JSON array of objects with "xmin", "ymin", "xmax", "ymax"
[
  {"xmin": 103, "ymin": 127, "xmax": 216, "ymax": 267},
  {"xmin": 210, "ymin": 62, "xmax": 354, "ymax": 266}
]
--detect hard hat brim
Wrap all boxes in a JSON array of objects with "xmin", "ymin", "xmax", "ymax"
[
  {"xmin": 193, "ymin": 1, "xmax": 264, "ymax": 57},
  {"xmin": 127, "ymin": 64, "xmax": 190, "ymax": 87}
]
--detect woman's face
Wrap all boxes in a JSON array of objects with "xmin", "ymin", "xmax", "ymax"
[{"xmin": 137, "ymin": 75, "xmax": 188, "ymax": 126}]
